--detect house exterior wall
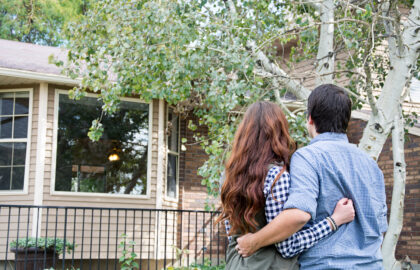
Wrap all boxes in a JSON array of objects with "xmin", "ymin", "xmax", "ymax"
[
  {"xmin": 0, "ymin": 85, "xmax": 39, "ymax": 259},
  {"xmin": 0, "ymin": 83, "xmax": 168, "ymax": 260},
  {"xmin": 177, "ymin": 115, "xmax": 226, "ymax": 258},
  {"xmin": 179, "ymin": 116, "xmax": 214, "ymax": 211}
]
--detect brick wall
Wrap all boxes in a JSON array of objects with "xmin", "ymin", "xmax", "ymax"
[
  {"xmin": 178, "ymin": 116, "xmax": 227, "ymax": 256},
  {"xmin": 179, "ymin": 117, "xmax": 420, "ymax": 263},
  {"xmin": 347, "ymin": 119, "xmax": 420, "ymax": 264},
  {"xmin": 179, "ymin": 116, "xmax": 211, "ymax": 211}
]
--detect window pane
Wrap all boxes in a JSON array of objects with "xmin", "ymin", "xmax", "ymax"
[
  {"xmin": 13, "ymin": 143, "xmax": 27, "ymax": 165},
  {"xmin": 0, "ymin": 93, "xmax": 14, "ymax": 115},
  {"xmin": 11, "ymin": 167, "xmax": 24, "ymax": 190},
  {"xmin": 0, "ymin": 143, "xmax": 12, "ymax": 166},
  {"xmin": 0, "ymin": 117, "xmax": 12, "ymax": 138},
  {"xmin": 167, "ymin": 154, "xmax": 177, "ymax": 198},
  {"xmin": 13, "ymin": 116, "xmax": 28, "ymax": 138},
  {"xmin": 77, "ymin": 166, "xmax": 106, "ymax": 193},
  {"xmin": 168, "ymin": 109, "xmax": 179, "ymax": 153},
  {"xmin": 55, "ymin": 94, "xmax": 149, "ymax": 195},
  {"xmin": 15, "ymin": 92, "xmax": 29, "ymax": 114},
  {"xmin": 0, "ymin": 167, "xmax": 11, "ymax": 190}
]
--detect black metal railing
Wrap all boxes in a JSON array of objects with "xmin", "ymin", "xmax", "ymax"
[{"xmin": 0, "ymin": 205, "xmax": 227, "ymax": 270}]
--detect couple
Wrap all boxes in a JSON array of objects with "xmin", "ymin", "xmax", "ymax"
[{"xmin": 219, "ymin": 84, "xmax": 388, "ymax": 269}]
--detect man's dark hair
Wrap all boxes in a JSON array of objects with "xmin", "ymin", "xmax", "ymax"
[{"xmin": 307, "ymin": 84, "xmax": 352, "ymax": 134}]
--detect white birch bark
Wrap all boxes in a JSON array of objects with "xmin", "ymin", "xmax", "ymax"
[
  {"xmin": 247, "ymin": 40, "xmax": 311, "ymax": 100},
  {"xmin": 358, "ymin": 0, "xmax": 420, "ymax": 161},
  {"xmin": 316, "ymin": 0, "xmax": 335, "ymax": 85},
  {"xmin": 382, "ymin": 106, "xmax": 406, "ymax": 270},
  {"xmin": 226, "ymin": 0, "xmax": 310, "ymax": 100}
]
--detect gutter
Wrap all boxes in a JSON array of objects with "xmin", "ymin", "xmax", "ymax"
[{"xmin": 0, "ymin": 67, "xmax": 80, "ymax": 85}]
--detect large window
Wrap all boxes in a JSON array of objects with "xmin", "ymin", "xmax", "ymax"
[
  {"xmin": 0, "ymin": 91, "xmax": 30, "ymax": 191},
  {"xmin": 54, "ymin": 93, "xmax": 150, "ymax": 196},
  {"xmin": 166, "ymin": 108, "xmax": 179, "ymax": 198}
]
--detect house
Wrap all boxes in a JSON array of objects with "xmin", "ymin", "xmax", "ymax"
[{"xmin": 0, "ymin": 39, "xmax": 225, "ymax": 269}]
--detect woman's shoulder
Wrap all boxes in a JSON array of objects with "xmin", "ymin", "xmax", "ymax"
[
  {"xmin": 266, "ymin": 164, "xmax": 288, "ymax": 179},
  {"xmin": 264, "ymin": 165, "xmax": 289, "ymax": 191}
]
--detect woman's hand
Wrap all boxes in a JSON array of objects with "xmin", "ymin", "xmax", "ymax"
[
  {"xmin": 331, "ymin": 198, "xmax": 355, "ymax": 227},
  {"xmin": 236, "ymin": 233, "xmax": 257, "ymax": 257}
]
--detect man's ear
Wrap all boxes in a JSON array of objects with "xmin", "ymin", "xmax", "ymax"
[{"xmin": 307, "ymin": 115, "xmax": 314, "ymax": 125}]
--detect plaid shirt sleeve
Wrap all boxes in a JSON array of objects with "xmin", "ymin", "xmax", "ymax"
[
  {"xmin": 264, "ymin": 166, "xmax": 333, "ymax": 258},
  {"xmin": 277, "ymin": 219, "xmax": 332, "ymax": 258},
  {"xmin": 225, "ymin": 220, "xmax": 232, "ymax": 242}
]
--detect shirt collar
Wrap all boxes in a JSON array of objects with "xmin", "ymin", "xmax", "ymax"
[{"xmin": 309, "ymin": 132, "xmax": 349, "ymax": 145}]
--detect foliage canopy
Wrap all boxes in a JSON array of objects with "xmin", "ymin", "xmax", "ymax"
[
  {"xmin": 56, "ymin": 0, "xmax": 418, "ymax": 200},
  {"xmin": 0, "ymin": 0, "xmax": 90, "ymax": 46}
]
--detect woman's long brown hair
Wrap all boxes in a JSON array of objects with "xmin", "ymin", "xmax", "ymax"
[{"xmin": 217, "ymin": 101, "xmax": 296, "ymax": 235}]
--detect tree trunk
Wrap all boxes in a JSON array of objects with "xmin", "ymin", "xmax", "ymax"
[{"xmin": 382, "ymin": 106, "xmax": 406, "ymax": 270}]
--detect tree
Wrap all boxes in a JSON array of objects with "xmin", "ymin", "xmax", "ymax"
[
  {"xmin": 0, "ymin": 0, "xmax": 90, "ymax": 46},
  {"xmin": 56, "ymin": 0, "xmax": 420, "ymax": 268}
]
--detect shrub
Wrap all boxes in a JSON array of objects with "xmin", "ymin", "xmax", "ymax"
[{"xmin": 10, "ymin": 237, "xmax": 75, "ymax": 255}]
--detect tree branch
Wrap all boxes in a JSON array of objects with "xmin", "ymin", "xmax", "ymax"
[
  {"xmin": 362, "ymin": 17, "xmax": 378, "ymax": 116},
  {"xmin": 273, "ymin": 80, "xmax": 296, "ymax": 117},
  {"xmin": 337, "ymin": 0, "xmax": 396, "ymax": 22},
  {"xmin": 296, "ymin": 0, "xmax": 321, "ymax": 11},
  {"xmin": 248, "ymin": 41, "xmax": 311, "ymax": 100}
]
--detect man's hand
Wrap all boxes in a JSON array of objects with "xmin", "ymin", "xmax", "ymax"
[{"xmin": 236, "ymin": 233, "xmax": 258, "ymax": 257}]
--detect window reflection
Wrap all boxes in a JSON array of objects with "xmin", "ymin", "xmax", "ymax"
[
  {"xmin": 0, "ymin": 91, "xmax": 29, "ymax": 191},
  {"xmin": 55, "ymin": 94, "xmax": 149, "ymax": 195}
]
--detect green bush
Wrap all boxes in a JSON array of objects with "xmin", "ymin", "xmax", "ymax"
[{"xmin": 10, "ymin": 237, "xmax": 75, "ymax": 255}]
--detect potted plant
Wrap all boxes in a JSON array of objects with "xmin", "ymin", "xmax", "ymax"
[{"xmin": 10, "ymin": 237, "xmax": 75, "ymax": 270}]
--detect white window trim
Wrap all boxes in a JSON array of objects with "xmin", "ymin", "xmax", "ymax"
[
  {"xmin": 50, "ymin": 89, "xmax": 153, "ymax": 199},
  {"xmin": 0, "ymin": 88, "xmax": 33, "ymax": 195},
  {"xmin": 164, "ymin": 106, "xmax": 180, "ymax": 202}
]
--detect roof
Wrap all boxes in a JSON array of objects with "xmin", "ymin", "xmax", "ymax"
[
  {"xmin": 0, "ymin": 39, "xmax": 78, "ymax": 86},
  {"xmin": 0, "ymin": 39, "xmax": 67, "ymax": 75}
]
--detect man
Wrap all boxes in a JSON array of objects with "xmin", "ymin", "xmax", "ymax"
[{"xmin": 236, "ymin": 84, "xmax": 388, "ymax": 269}]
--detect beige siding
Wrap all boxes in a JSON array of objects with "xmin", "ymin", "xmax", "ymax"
[
  {"xmin": 0, "ymin": 85, "xmax": 164, "ymax": 260},
  {"xmin": 38, "ymin": 88, "xmax": 160, "ymax": 259},
  {"xmin": 38, "ymin": 208, "xmax": 159, "ymax": 259},
  {"xmin": 0, "ymin": 207, "xmax": 35, "ymax": 260},
  {"xmin": 0, "ymin": 85, "xmax": 38, "ymax": 204},
  {"xmin": 0, "ymin": 84, "xmax": 38, "ymax": 257}
]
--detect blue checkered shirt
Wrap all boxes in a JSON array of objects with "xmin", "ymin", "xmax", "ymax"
[
  {"xmin": 225, "ymin": 165, "xmax": 333, "ymax": 258},
  {"xmin": 283, "ymin": 132, "xmax": 387, "ymax": 269}
]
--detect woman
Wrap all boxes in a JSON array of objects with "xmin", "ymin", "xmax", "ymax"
[{"xmin": 218, "ymin": 101, "xmax": 354, "ymax": 270}]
